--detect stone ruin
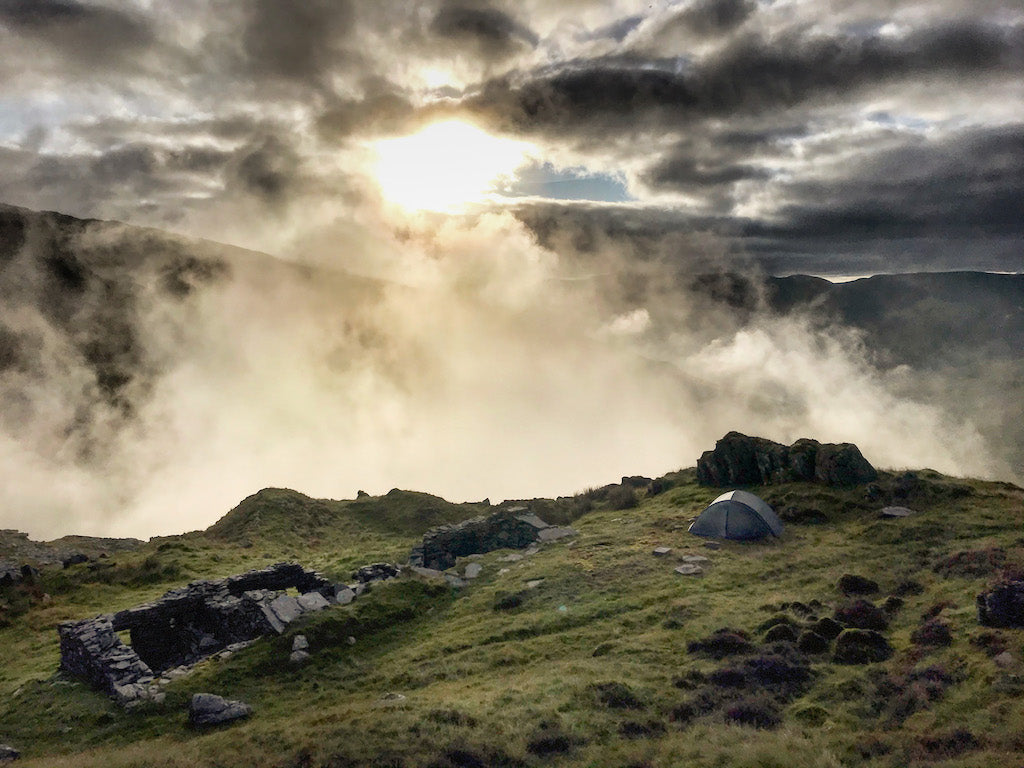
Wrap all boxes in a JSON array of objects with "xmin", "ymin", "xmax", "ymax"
[
  {"xmin": 59, "ymin": 509, "xmax": 577, "ymax": 705},
  {"xmin": 409, "ymin": 508, "xmax": 575, "ymax": 571},
  {"xmin": 697, "ymin": 432, "xmax": 878, "ymax": 487},
  {"xmin": 58, "ymin": 562, "xmax": 350, "ymax": 704}
]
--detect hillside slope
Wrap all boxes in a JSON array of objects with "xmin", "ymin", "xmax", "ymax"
[{"xmin": 1, "ymin": 465, "xmax": 1023, "ymax": 768}]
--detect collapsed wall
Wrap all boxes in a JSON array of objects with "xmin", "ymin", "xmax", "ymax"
[
  {"xmin": 58, "ymin": 562, "xmax": 345, "ymax": 703},
  {"xmin": 410, "ymin": 508, "xmax": 575, "ymax": 570}
]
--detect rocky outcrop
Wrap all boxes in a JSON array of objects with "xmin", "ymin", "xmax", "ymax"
[
  {"xmin": 697, "ymin": 432, "xmax": 877, "ymax": 487},
  {"xmin": 410, "ymin": 509, "xmax": 569, "ymax": 571},
  {"xmin": 59, "ymin": 562, "xmax": 341, "ymax": 702},
  {"xmin": 189, "ymin": 693, "xmax": 252, "ymax": 727},
  {"xmin": 977, "ymin": 581, "xmax": 1024, "ymax": 627}
]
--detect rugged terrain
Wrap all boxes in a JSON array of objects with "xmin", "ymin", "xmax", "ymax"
[{"xmin": 1, "ymin": 455, "xmax": 1023, "ymax": 767}]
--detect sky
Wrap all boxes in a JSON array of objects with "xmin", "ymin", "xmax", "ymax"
[
  {"xmin": 0, "ymin": 1, "xmax": 1022, "ymax": 539},
  {"xmin": 0, "ymin": 0, "xmax": 1022, "ymax": 274}
]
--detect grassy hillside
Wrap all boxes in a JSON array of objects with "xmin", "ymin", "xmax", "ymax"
[{"xmin": 1, "ymin": 469, "xmax": 1023, "ymax": 767}]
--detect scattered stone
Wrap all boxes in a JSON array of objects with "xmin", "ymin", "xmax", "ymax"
[
  {"xmin": 297, "ymin": 592, "xmax": 331, "ymax": 612},
  {"xmin": 838, "ymin": 574, "xmax": 880, "ymax": 596},
  {"xmin": 189, "ymin": 693, "xmax": 252, "ymax": 727},
  {"xmin": 880, "ymin": 506, "xmax": 914, "ymax": 518},
  {"xmin": 347, "ymin": 636, "xmax": 356, "ymax": 646},
  {"xmin": 0, "ymin": 744, "xmax": 19, "ymax": 762},
  {"xmin": 538, "ymin": 527, "xmax": 577, "ymax": 542},
  {"xmin": 497, "ymin": 553, "xmax": 524, "ymax": 563},
  {"xmin": 409, "ymin": 509, "xmax": 555, "ymax": 570},
  {"xmin": 697, "ymin": 432, "xmax": 877, "ymax": 487},
  {"xmin": 834, "ymin": 629, "xmax": 893, "ymax": 664},
  {"xmin": 379, "ymin": 692, "xmax": 406, "ymax": 701},
  {"xmin": 464, "ymin": 563, "xmax": 483, "ymax": 579},
  {"xmin": 289, "ymin": 650, "xmax": 310, "ymax": 665},
  {"xmin": 444, "ymin": 574, "xmax": 467, "ymax": 588},
  {"xmin": 292, "ymin": 635, "xmax": 309, "ymax": 652},
  {"xmin": 526, "ymin": 579, "xmax": 544, "ymax": 589},
  {"xmin": 993, "ymin": 651, "xmax": 1016, "ymax": 668},
  {"xmin": 353, "ymin": 562, "xmax": 401, "ymax": 584},
  {"xmin": 679, "ymin": 554, "xmax": 710, "ymax": 564},
  {"xmin": 653, "ymin": 547, "xmax": 672, "ymax": 557},
  {"xmin": 62, "ymin": 552, "xmax": 90, "ymax": 568},
  {"xmin": 333, "ymin": 586, "xmax": 356, "ymax": 605},
  {"xmin": 674, "ymin": 564, "xmax": 703, "ymax": 576}
]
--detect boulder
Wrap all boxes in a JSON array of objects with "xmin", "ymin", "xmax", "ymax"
[
  {"xmin": 652, "ymin": 547, "xmax": 672, "ymax": 557},
  {"xmin": 292, "ymin": 635, "xmax": 309, "ymax": 652},
  {"xmin": 189, "ymin": 693, "xmax": 253, "ymax": 727},
  {"xmin": 977, "ymin": 581, "xmax": 1024, "ymax": 627},
  {"xmin": 289, "ymin": 650, "xmax": 310, "ymax": 665},
  {"xmin": 833, "ymin": 629, "xmax": 893, "ymax": 664},
  {"xmin": 0, "ymin": 744, "xmax": 19, "ymax": 762},
  {"xmin": 464, "ymin": 563, "xmax": 482, "ymax": 579},
  {"xmin": 697, "ymin": 432, "xmax": 877, "ymax": 487}
]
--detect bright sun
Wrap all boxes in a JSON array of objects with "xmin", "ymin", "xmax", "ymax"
[{"xmin": 373, "ymin": 120, "xmax": 530, "ymax": 212}]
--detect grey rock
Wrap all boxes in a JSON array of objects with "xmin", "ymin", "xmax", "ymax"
[
  {"xmin": 652, "ymin": 547, "xmax": 672, "ymax": 557},
  {"xmin": 674, "ymin": 564, "xmax": 704, "ymax": 576},
  {"xmin": 347, "ymin": 636, "xmax": 356, "ymax": 645},
  {"xmin": 464, "ymin": 563, "xmax": 483, "ymax": 579},
  {"xmin": 994, "ymin": 651, "xmax": 1016, "ymax": 668},
  {"xmin": 297, "ymin": 592, "xmax": 331, "ymax": 612},
  {"xmin": 354, "ymin": 562, "xmax": 401, "ymax": 583},
  {"xmin": 0, "ymin": 744, "xmax": 20, "ymax": 762},
  {"xmin": 333, "ymin": 586, "xmax": 356, "ymax": 605},
  {"xmin": 880, "ymin": 506, "xmax": 914, "ymax": 518},
  {"xmin": 697, "ymin": 432, "xmax": 877, "ymax": 487},
  {"xmin": 525, "ymin": 579, "xmax": 545, "ymax": 589},
  {"xmin": 444, "ymin": 574, "xmax": 468, "ymax": 588},
  {"xmin": 292, "ymin": 635, "xmax": 309, "ymax": 652},
  {"xmin": 269, "ymin": 595, "xmax": 303, "ymax": 624},
  {"xmin": 289, "ymin": 650, "xmax": 310, "ymax": 665},
  {"xmin": 189, "ymin": 693, "xmax": 253, "ymax": 727},
  {"xmin": 498, "ymin": 553, "xmax": 524, "ymax": 562},
  {"xmin": 410, "ymin": 509, "xmax": 552, "ymax": 570},
  {"xmin": 538, "ymin": 527, "xmax": 577, "ymax": 542},
  {"xmin": 379, "ymin": 692, "xmax": 406, "ymax": 701}
]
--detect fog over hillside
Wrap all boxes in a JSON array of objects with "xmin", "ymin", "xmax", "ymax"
[{"xmin": 0, "ymin": 204, "xmax": 1017, "ymax": 539}]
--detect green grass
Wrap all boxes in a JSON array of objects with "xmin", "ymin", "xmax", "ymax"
[{"xmin": 1, "ymin": 470, "xmax": 1023, "ymax": 766}]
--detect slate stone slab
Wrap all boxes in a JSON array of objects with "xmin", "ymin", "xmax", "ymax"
[
  {"xmin": 464, "ymin": 563, "xmax": 483, "ymax": 579},
  {"xmin": 0, "ymin": 744, "xmax": 20, "ymax": 762},
  {"xmin": 269, "ymin": 595, "xmax": 303, "ymax": 624},
  {"xmin": 674, "ymin": 564, "xmax": 704, "ymax": 576},
  {"xmin": 538, "ymin": 527, "xmax": 577, "ymax": 542},
  {"xmin": 189, "ymin": 693, "xmax": 253, "ymax": 727},
  {"xmin": 297, "ymin": 592, "xmax": 331, "ymax": 612},
  {"xmin": 652, "ymin": 547, "xmax": 672, "ymax": 557},
  {"xmin": 880, "ymin": 506, "xmax": 914, "ymax": 518},
  {"xmin": 289, "ymin": 650, "xmax": 310, "ymax": 665}
]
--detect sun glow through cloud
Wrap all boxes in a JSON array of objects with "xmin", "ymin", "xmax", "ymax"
[{"xmin": 373, "ymin": 120, "xmax": 531, "ymax": 212}]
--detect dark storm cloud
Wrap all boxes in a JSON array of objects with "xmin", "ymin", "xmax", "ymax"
[
  {"xmin": 238, "ymin": 0, "xmax": 356, "ymax": 85},
  {"xmin": 431, "ymin": 3, "xmax": 538, "ymax": 59},
  {"xmin": 0, "ymin": 0, "xmax": 155, "ymax": 67},
  {"xmin": 656, "ymin": 0, "xmax": 757, "ymax": 38},
  {"xmin": 643, "ymin": 146, "xmax": 770, "ymax": 192},
  {"xmin": 465, "ymin": 20, "xmax": 1024, "ymax": 136},
  {"xmin": 770, "ymin": 123, "xmax": 1024, "ymax": 241},
  {"xmin": 316, "ymin": 80, "xmax": 416, "ymax": 140},
  {"xmin": 228, "ymin": 135, "xmax": 302, "ymax": 203}
]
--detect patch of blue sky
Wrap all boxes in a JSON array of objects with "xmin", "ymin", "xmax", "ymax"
[{"xmin": 502, "ymin": 162, "xmax": 633, "ymax": 203}]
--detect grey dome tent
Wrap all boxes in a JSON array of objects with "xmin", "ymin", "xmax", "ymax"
[{"xmin": 689, "ymin": 490, "xmax": 783, "ymax": 541}]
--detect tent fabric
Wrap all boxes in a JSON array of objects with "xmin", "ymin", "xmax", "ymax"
[{"xmin": 689, "ymin": 490, "xmax": 784, "ymax": 540}]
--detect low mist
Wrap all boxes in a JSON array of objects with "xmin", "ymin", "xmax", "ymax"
[{"xmin": 0, "ymin": 208, "xmax": 1005, "ymax": 539}]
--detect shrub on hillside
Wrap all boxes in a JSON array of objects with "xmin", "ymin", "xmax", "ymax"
[
  {"xmin": 834, "ymin": 600, "xmax": 889, "ymax": 630},
  {"xmin": 591, "ymin": 681, "xmax": 645, "ymax": 709},
  {"xmin": 687, "ymin": 628, "xmax": 753, "ymax": 659},
  {"xmin": 723, "ymin": 696, "xmax": 781, "ymax": 729}
]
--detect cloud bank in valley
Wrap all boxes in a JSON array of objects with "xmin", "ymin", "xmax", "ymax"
[
  {"xmin": 0, "ymin": 1, "xmax": 1020, "ymax": 537},
  {"xmin": 0, "ymin": 204, "xmax": 1003, "ymax": 539}
]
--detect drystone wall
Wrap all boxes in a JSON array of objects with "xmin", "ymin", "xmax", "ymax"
[{"xmin": 58, "ymin": 562, "xmax": 350, "ymax": 703}]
